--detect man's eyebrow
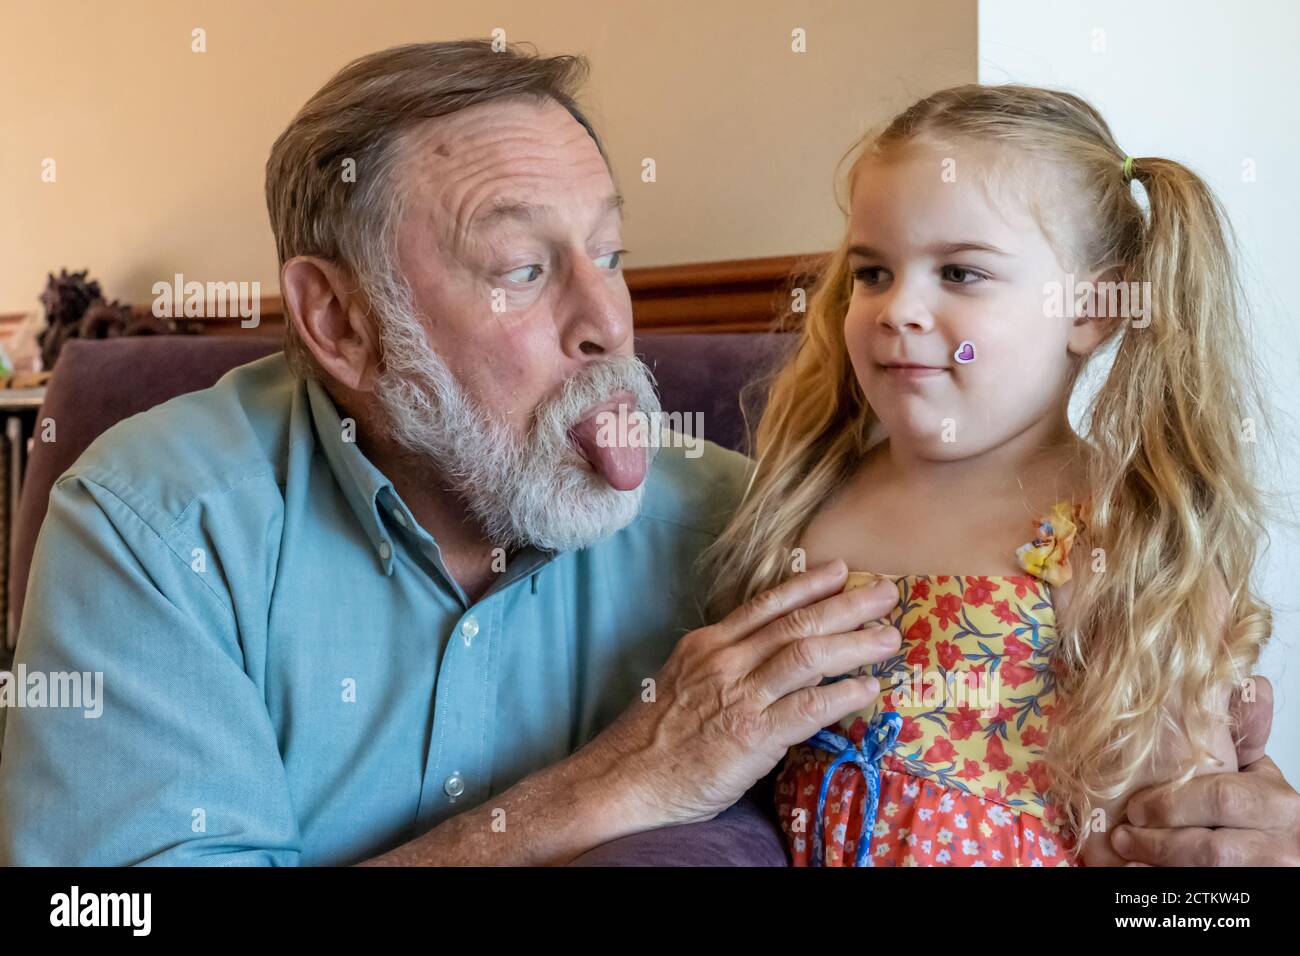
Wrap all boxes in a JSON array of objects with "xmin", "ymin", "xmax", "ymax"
[
  {"xmin": 471, "ymin": 193, "xmax": 625, "ymax": 233},
  {"xmin": 847, "ymin": 240, "xmax": 1011, "ymax": 258}
]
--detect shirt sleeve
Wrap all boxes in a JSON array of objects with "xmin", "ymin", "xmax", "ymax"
[{"xmin": 0, "ymin": 473, "xmax": 302, "ymax": 865}]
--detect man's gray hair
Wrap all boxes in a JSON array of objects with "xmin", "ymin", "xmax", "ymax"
[{"xmin": 264, "ymin": 40, "xmax": 608, "ymax": 378}]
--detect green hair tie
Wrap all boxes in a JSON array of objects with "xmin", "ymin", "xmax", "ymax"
[{"xmin": 1122, "ymin": 155, "xmax": 1136, "ymax": 181}]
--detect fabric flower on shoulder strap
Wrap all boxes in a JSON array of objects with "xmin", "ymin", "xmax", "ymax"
[{"xmin": 1015, "ymin": 500, "xmax": 1086, "ymax": 587}]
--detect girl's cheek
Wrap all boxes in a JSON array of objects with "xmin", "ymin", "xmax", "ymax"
[{"xmin": 842, "ymin": 308, "xmax": 875, "ymax": 382}]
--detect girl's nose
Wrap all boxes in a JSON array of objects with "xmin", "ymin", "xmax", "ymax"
[{"xmin": 876, "ymin": 288, "xmax": 934, "ymax": 334}]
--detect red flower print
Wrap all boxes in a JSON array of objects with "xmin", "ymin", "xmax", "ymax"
[
  {"xmin": 905, "ymin": 618, "xmax": 932, "ymax": 644},
  {"xmin": 906, "ymin": 643, "xmax": 930, "ymax": 667},
  {"xmin": 1006, "ymin": 575, "xmax": 1042, "ymax": 599},
  {"xmin": 931, "ymin": 593, "xmax": 963, "ymax": 631},
  {"xmin": 987, "ymin": 703, "xmax": 1017, "ymax": 724},
  {"xmin": 1000, "ymin": 661, "xmax": 1036, "ymax": 688},
  {"xmin": 983, "ymin": 785, "xmax": 1004, "ymax": 801},
  {"xmin": 985, "ymin": 735, "xmax": 1012, "ymax": 771},
  {"xmin": 936, "ymin": 575, "xmax": 951, "ymax": 584},
  {"xmin": 1005, "ymin": 771, "xmax": 1029, "ymax": 795},
  {"xmin": 911, "ymin": 578, "xmax": 931, "ymax": 601},
  {"xmin": 1028, "ymin": 760, "xmax": 1053, "ymax": 794},
  {"xmin": 936, "ymin": 640, "xmax": 963, "ymax": 670},
  {"xmin": 958, "ymin": 758, "xmax": 983, "ymax": 781},
  {"xmin": 898, "ymin": 716, "xmax": 923, "ymax": 743},
  {"xmin": 846, "ymin": 716, "xmax": 868, "ymax": 745},
  {"xmin": 964, "ymin": 576, "xmax": 996, "ymax": 606},
  {"xmin": 923, "ymin": 737, "xmax": 956, "ymax": 763},
  {"xmin": 948, "ymin": 706, "xmax": 982, "ymax": 740},
  {"xmin": 992, "ymin": 599, "xmax": 1019, "ymax": 625},
  {"xmin": 1003, "ymin": 634, "xmax": 1032, "ymax": 663},
  {"xmin": 1021, "ymin": 725, "xmax": 1049, "ymax": 748}
]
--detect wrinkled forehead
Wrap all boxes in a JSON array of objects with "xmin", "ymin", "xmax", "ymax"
[{"xmin": 393, "ymin": 97, "xmax": 615, "ymax": 249}]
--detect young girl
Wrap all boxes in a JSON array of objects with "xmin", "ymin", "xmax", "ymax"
[{"xmin": 702, "ymin": 85, "xmax": 1272, "ymax": 866}]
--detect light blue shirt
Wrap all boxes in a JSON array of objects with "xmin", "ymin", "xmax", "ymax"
[{"xmin": 0, "ymin": 353, "xmax": 749, "ymax": 865}]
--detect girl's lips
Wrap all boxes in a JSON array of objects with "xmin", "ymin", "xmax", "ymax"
[{"xmin": 879, "ymin": 363, "xmax": 949, "ymax": 379}]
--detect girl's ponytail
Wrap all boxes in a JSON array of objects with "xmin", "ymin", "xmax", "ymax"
[{"xmin": 1052, "ymin": 154, "xmax": 1272, "ymax": 841}]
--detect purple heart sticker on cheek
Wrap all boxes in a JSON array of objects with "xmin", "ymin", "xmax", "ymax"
[{"xmin": 954, "ymin": 340, "xmax": 976, "ymax": 364}]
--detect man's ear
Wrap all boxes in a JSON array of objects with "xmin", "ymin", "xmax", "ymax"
[
  {"xmin": 1067, "ymin": 266, "xmax": 1125, "ymax": 358},
  {"xmin": 281, "ymin": 256, "xmax": 381, "ymax": 391}
]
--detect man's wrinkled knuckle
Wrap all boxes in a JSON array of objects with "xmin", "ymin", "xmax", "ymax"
[
  {"xmin": 782, "ymin": 606, "xmax": 818, "ymax": 640},
  {"xmin": 719, "ymin": 707, "xmax": 763, "ymax": 747},
  {"xmin": 707, "ymin": 646, "xmax": 745, "ymax": 684},
  {"xmin": 793, "ymin": 691, "xmax": 828, "ymax": 728},
  {"xmin": 749, "ymin": 587, "xmax": 784, "ymax": 619},
  {"xmin": 1204, "ymin": 833, "xmax": 1238, "ymax": 867},
  {"xmin": 1210, "ymin": 774, "xmax": 1247, "ymax": 822},
  {"xmin": 679, "ymin": 625, "xmax": 714, "ymax": 655},
  {"xmin": 786, "ymin": 635, "xmax": 822, "ymax": 673}
]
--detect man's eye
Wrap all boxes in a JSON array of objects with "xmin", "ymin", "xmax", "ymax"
[
  {"xmin": 504, "ymin": 264, "xmax": 544, "ymax": 284},
  {"xmin": 853, "ymin": 266, "xmax": 888, "ymax": 286},
  {"xmin": 595, "ymin": 249, "xmax": 627, "ymax": 271},
  {"xmin": 941, "ymin": 265, "xmax": 986, "ymax": 285}
]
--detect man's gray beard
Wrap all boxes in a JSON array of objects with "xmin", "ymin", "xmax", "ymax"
[{"xmin": 369, "ymin": 299, "xmax": 661, "ymax": 554}]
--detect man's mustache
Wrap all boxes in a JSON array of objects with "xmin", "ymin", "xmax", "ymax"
[{"xmin": 530, "ymin": 354, "xmax": 661, "ymax": 440}]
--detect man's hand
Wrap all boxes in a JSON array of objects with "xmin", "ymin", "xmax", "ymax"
[
  {"xmin": 1111, "ymin": 675, "xmax": 1300, "ymax": 866},
  {"xmin": 594, "ymin": 558, "xmax": 901, "ymax": 829},
  {"xmin": 362, "ymin": 559, "xmax": 898, "ymax": 865}
]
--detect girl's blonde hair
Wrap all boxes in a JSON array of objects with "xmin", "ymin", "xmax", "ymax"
[{"xmin": 701, "ymin": 84, "xmax": 1272, "ymax": 847}]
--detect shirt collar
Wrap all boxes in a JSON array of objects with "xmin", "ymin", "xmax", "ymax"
[
  {"xmin": 306, "ymin": 378, "xmax": 401, "ymax": 575},
  {"xmin": 306, "ymin": 377, "xmax": 562, "ymax": 591}
]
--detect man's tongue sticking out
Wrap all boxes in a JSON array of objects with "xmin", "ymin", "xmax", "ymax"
[{"xmin": 568, "ymin": 397, "xmax": 647, "ymax": 491}]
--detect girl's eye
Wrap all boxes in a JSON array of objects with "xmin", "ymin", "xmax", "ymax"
[
  {"xmin": 595, "ymin": 249, "xmax": 627, "ymax": 271},
  {"xmin": 941, "ymin": 265, "xmax": 987, "ymax": 285},
  {"xmin": 853, "ymin": 266, "xmax": 889, "ymax": 286},
  {"xmin": 504, "ymin": 264, "xmax": 544, "ymax": 284}
]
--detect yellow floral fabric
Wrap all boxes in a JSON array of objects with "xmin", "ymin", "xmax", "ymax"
[{"xmin": 776, "ymin": 500, "xmax": 1088, "ymax": 866}]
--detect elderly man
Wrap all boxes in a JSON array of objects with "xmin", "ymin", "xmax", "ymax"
[{"xmin": 0, "ymin": 41, "xmax": 1294, "ymax": 867}]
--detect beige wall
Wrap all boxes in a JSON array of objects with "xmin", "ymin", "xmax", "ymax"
[{"xmin": 0, "ymin": 0, "xmax": 975, "ymax": 315}]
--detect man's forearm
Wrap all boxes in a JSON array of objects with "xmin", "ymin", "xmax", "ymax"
[{"xmin": 357, "ymin": 741, "xmax": 654, "ymax": 866}]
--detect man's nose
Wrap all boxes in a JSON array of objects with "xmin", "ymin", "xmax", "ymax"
[{"xmin": 559, "ymin": 256, "xmax": 633, "ymax": 358}]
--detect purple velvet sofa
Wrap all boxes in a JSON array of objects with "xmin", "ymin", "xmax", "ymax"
[{"xmin": 7, "ymin": 332, "xmax": 797, "ymax": 866}]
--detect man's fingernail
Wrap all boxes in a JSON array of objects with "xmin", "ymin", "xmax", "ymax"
[
  {"xmin": 862, "ymin": 677, "xmax": 880, "ymax": 695},
  {"xmin": 1127, "ymin": 802, "xmax": 1146, "ymax": 827},
  {"xmin": 1111, "ymin": 826, "xmax": 1133, "ymax": 856}
]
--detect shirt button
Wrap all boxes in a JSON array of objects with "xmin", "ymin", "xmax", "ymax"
[
  {"xmin": 460, "ymin": 615, "xmax": 479, "ymax": 642},
  {"xmin": 444, "ymin": 772, "xmax": 465, "ymax": 798},
  {"xmin": 378, "ymin": 541, "xmax": 392, "ymax": 561},
  {"xmin": 393, "ymin": 510, "xmax": 407, "ymax": 528}
]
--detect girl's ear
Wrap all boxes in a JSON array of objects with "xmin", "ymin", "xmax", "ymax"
[{"xmin": 1067, "ymin": 266, "xmax": 1126, "ymax": 358}]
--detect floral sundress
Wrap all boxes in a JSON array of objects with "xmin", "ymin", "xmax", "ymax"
[{"xmin": 776, "ymin": 501, "xmax": 1087, "ymax": 867}]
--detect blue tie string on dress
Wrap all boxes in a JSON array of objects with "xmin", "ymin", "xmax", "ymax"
[{"xmin": 809, "ymin": 710, "xmax": 904, "ymax": 866}]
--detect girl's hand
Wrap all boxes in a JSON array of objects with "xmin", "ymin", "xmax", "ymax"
[{"xmin": 1110, "ymin": 676, "xmax": 1300, "ymax": 866}]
